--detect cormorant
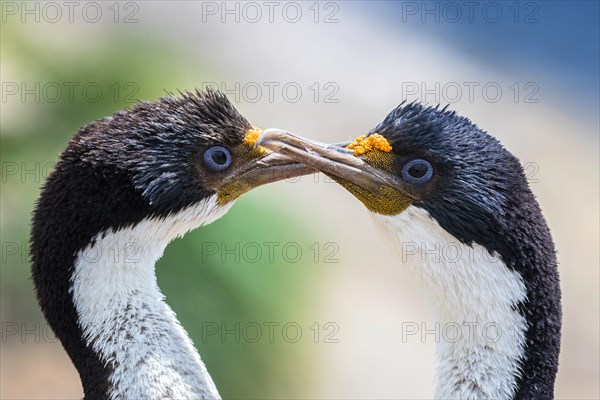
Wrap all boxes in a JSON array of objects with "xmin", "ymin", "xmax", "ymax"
[
  {"xmin": 30, "ymin": 90, "xmax": 313, "ymax": 399},
  {"xmin": 257, "ymin": 102, "xmax": 561, "ymax": 399}
]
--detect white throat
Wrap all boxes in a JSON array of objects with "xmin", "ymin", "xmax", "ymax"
[
  {"xmin": 71, "ymin": 195, "xmax": 233, "ymax": 399},
  {"xmin": 372, "ymin": 206, "xmax": 527, "ymax": 399}
]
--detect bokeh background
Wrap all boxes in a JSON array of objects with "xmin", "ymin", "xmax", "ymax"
[{"xmin": 1, "ymin": 1, "xmax": 598, "ymax": 398}]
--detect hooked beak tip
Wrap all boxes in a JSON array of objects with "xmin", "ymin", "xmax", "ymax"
[{"xmin": 256, "ymin": 128, "xmax": 288, "ymax": 149}]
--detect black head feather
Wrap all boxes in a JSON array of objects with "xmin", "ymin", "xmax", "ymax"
[
  {"xmin": 66, "ymin": 89, "xmax": 252, "ymax": 213},
  {"xmin": 370, "ymin": 102, "xmax": 513, "ymax": 249}
]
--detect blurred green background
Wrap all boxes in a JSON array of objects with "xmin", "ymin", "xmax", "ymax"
[{"xmin": 1, "ymin": 1, "xmax": 598, "ymax": 399}]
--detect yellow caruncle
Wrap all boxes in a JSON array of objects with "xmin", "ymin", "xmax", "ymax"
[
  {"xmin": 339, "ymin": 133, "xmax": 406, "ymax": 215},
  {"xmin": 243, "ymin": 128, "xmax": 262, "ymax": 146},
  {"xmin": 347, "ymin": 133, "xmax": 393, "ymax": 156},
  {"xmin": 243, "ymin": 127, "xmax": 268, "ymax": 156}
]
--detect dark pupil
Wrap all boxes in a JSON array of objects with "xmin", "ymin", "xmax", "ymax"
[
  {"xmin": 211, "ymin": 150, "xmax": 228, "ymax": 165},
  {"xmin": 408, "ymin": 162, "xmax": 428, "ymax": 178}
]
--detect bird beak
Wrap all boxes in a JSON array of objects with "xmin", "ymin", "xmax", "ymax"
[
  {"xmin": 216, "ymin": 146, "xmax": 315, "ymax": 205},
  {"xmin": 256, "ymin": 129, "xmax": 416, "ymax": 214}
]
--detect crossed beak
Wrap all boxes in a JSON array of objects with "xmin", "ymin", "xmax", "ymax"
[{"xmin": 255, "ymin": 129, "xmax": 414, "ymax": 199}]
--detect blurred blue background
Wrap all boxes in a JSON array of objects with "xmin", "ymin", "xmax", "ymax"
[
  {"xmin": 1, "ymin": 1, "xmax": 598, "ymax": 398},
  {"xmin": 367, "ymin": 0, "xmax": 599, "ymax": 112}
]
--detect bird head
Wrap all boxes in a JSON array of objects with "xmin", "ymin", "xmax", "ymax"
[
  {"xmin": 41, "ymin": 89, "xmax": 313, "ymax": 235},
  {"xmin": 256, "ymin": 102, "xmax": 527, "ymax": 248}
]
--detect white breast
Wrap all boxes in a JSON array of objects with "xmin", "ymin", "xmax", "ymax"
[
  {"xmin": 71, "ymin": 195, "xmax": 233, "ymax": 399},
  {"xmin": 372, "ymin": 205, "xmax": 527, "ymax": 399}
]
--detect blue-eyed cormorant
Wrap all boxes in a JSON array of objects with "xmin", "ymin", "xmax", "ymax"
[
  {"xmin": 30, "ymin": 90, "xmax": 313, "ymax": 399},
  {"xmin": 258, "ymin": 102, "xmax": 562, "ymax": 399}
]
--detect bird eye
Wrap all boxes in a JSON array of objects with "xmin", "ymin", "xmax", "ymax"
[
  {"xmin": 401, "ymin": 159, "xmax": 433, "ymax": 185},
  {"xmin": 203, "ymin": 146, "xmax": 232, "ymax": 171}
]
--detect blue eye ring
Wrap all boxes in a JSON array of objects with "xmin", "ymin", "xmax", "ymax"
[
  {"xmin": 401, "ymin": 159, "xmax": 433, "ymax": 185},
  {"xmin": 203, "ymin": 146, "xmax": 232, "ymax": 172}
]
